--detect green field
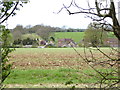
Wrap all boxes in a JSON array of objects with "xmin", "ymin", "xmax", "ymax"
[
  {"xmin": 4, "ymin": 48, "xmax": 117, "ymax": 88},
  {"xmin": 54, "ymin": 32, "xmax": 85, "ymax": 43},
  {"xmin": 54, "ymin": 32, "xmax": 116, "ymax": 43}
]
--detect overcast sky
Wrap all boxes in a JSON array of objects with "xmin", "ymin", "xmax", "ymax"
[{"xmin": 4, "ymin": 0, "xmax": 120, "ymax": 29}]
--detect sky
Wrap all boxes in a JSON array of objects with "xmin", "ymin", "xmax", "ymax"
[{"xmin": 3, "ymin": 0, "xmax": 120, "ymax": 29}]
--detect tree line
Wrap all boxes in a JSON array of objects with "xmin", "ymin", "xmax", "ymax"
[{"xmin": 9, "ymin": 24, "xmax": 86, "ymax": 46}]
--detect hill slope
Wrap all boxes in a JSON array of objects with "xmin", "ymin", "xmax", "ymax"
[{"xmin": 54, "ymin": 32, "xmax": 84, "ymax": 43}]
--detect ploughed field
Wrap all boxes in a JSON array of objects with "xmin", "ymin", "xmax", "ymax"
[
  {"xmin": 10, "ymin": 48, "xmax": 88, "ymax": 69},
  {"xmin": 4, "ymin": 48, "xmax": 118, "ymax": 88},
  {"xmin": 9, "ymin": 48, "xmax": 117, "ymax": 69}
]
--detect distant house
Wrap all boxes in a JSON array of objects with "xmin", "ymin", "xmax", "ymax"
[
  {"xmin": 58, "ymin": 38, "xmax": 77, "ymax": 47},
  {"xmin": 80, "ymin": 38, "xmax": 119, "ymax": 47},
  {"xmin": 104, "ymin": 38, "xmax": 118, "ymax": 47},
  {"xmin": 39, "ymin": 40, "xmax": 46, "ymax": 46},
  {"xmin": 38, "ymin": 40, "xmax": 56, "ymax": 48}
]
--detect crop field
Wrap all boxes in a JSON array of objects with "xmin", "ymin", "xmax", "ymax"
[{"xmin": 4, "ymin": 48, "xmax": 117, "ymax": 88}]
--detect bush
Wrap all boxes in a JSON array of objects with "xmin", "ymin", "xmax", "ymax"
[
  {"xmin": 45, "ymin": 44, "xmax": 57, "ymax": 48},
  {"xmin": 0, "ymin": 26, "xmax": 15, "ymax": 84},
  {"xmin": 31, "ymin": 45, "xmax": 38, "ymax": 48},
  {"xmin": 13, "ymin": 45, "xmax": 23, "ymax": 48}
]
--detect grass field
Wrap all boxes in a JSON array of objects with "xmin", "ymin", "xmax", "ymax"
[
  {"xmin": 54, "ymin": 32, "xmax": 85, "ymax": 43},
  {"xmin": 54, "ymin": 32, "xmax": 116, "ymax": 43},
  {"xmin": 4, "ymin": 48, "xmax": 117, "ymax": 88}
]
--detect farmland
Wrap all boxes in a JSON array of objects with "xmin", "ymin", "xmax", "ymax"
[
  {"xmin": 54, "ymin": 32, "xmax": 85, "ymax": 43},
  {"xmin": 3, "ymin": 48, "xmax": 117, "ymax": 88},
  {"xmin": 54, "ymin": 32, "xmax": 116, "ymax": 43}
]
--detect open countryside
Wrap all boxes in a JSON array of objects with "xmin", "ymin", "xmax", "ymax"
[
  {"xmin": 2, "ymin": 24, "xmax": 118, "ymax": 88},
  {"xmin": 4, "ymin": 47, "xmax": 118, "ymax": 88},
  {"xmin": 1, "ymin": 23, "xmax": 118, "ymax": 88},
  {"xmin": 1, "ymin": 0, "xmax": 120, "ymax": 89},
  {"xmin": 10, "ymin": 24, "xmax": 117, "ymax": 48}
]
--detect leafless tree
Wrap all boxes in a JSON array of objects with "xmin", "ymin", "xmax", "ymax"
[
  {"xmin": 59, "ymin": 0, "xmax": 120, "ymax": 40},
  {"xmin": 59, "ymin": 0, "xmax": 120, "ymax": 88}
]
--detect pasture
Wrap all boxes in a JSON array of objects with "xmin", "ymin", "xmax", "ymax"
[
  {"xmin": 4, "ymin": 48, "xmax": 117, "ymax": 88},
  {"xmin": 54, "ymin": 32, "xmax": 116, "ymax": 43},
  {"xmin": 54, "ymin": 32, "xmax": 85, "ymax": 43}
]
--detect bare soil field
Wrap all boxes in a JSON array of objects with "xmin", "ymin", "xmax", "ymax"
[
  {"xmin": 10, "ymin": 48, "xmax": 86, "ymax": 70},
  {"xmin": 9, "ymin": 48, "xmax": 116, "ymax": 70}
]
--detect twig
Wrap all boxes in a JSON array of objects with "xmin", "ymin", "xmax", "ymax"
[{"xmin": 0, "ymin": 1, "xmax": 19, "ymax": 24}]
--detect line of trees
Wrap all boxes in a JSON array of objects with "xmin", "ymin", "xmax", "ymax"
[
  {"xmin": 9, "ymin": 24, "xmax": 86, "ymax": 46},
  {"xmin": 11, "ymin": 25, "xmax": 86, "ymax": 40},
  {"xmin": 9, "ymin": 23, "xmax": 114, "ymax": 47}
]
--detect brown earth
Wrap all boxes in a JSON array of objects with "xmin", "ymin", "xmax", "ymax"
[{"xmin": 9, "ymin": 48, "xmax": 118, "ymax": 70}]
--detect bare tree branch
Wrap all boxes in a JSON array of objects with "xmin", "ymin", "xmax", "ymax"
[
  {"xmin": 59, "ymin": 0, "xmax": 120, "ymax": 41},
  {"xmin": 0, "ymin": 1, "xmax": 19, "ymax": 24}
]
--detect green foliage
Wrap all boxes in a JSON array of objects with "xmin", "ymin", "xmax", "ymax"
[
  {"xmin": 65, "ymin": 80, "xmax": 74, "ymax": 85},
  {"xmin": 0, "ymin": 25, "xmax": 15, "ymax": 84},
  {"xmin": 13, "ymin": 34, "xmax": 40, "ymax": 46},
  {"xmin": 21, "ymin": 33, "xmax": 40, "ymax": 40},
  {"xmin": 0, "ymin": 1, "xmax": 29, "ymax": 24},
  {"xmin": 0, "ymin": 0, "xmax": 28, "ymax": 88},
  {"xmin": 13, "ymin": 39, "xmax": 22, "ymax": 45},
  {"xmin": 11, "ymin": 25, "xmax": 25, "ymax": 40},
  {"xmin": 22, "ymin": 38, "xmax": 38, "ymax": 45},
  {"xmin": 11, "ymin": 24, "xmax": 56, "ymax": 41},
  {"xmin": 11, "ymin": 25, "xmax": 86, "ymax": 43},
  {"xmin": 84, "ymin": 23, "xmax": 107, "ymax": 47},
  {"xmin": 107, "ymin": 32, "xmax": 116, "ymax": 38},
  {"xmin": 0, "ymin": 27, "xmax": 14, "ymax": 46}
]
